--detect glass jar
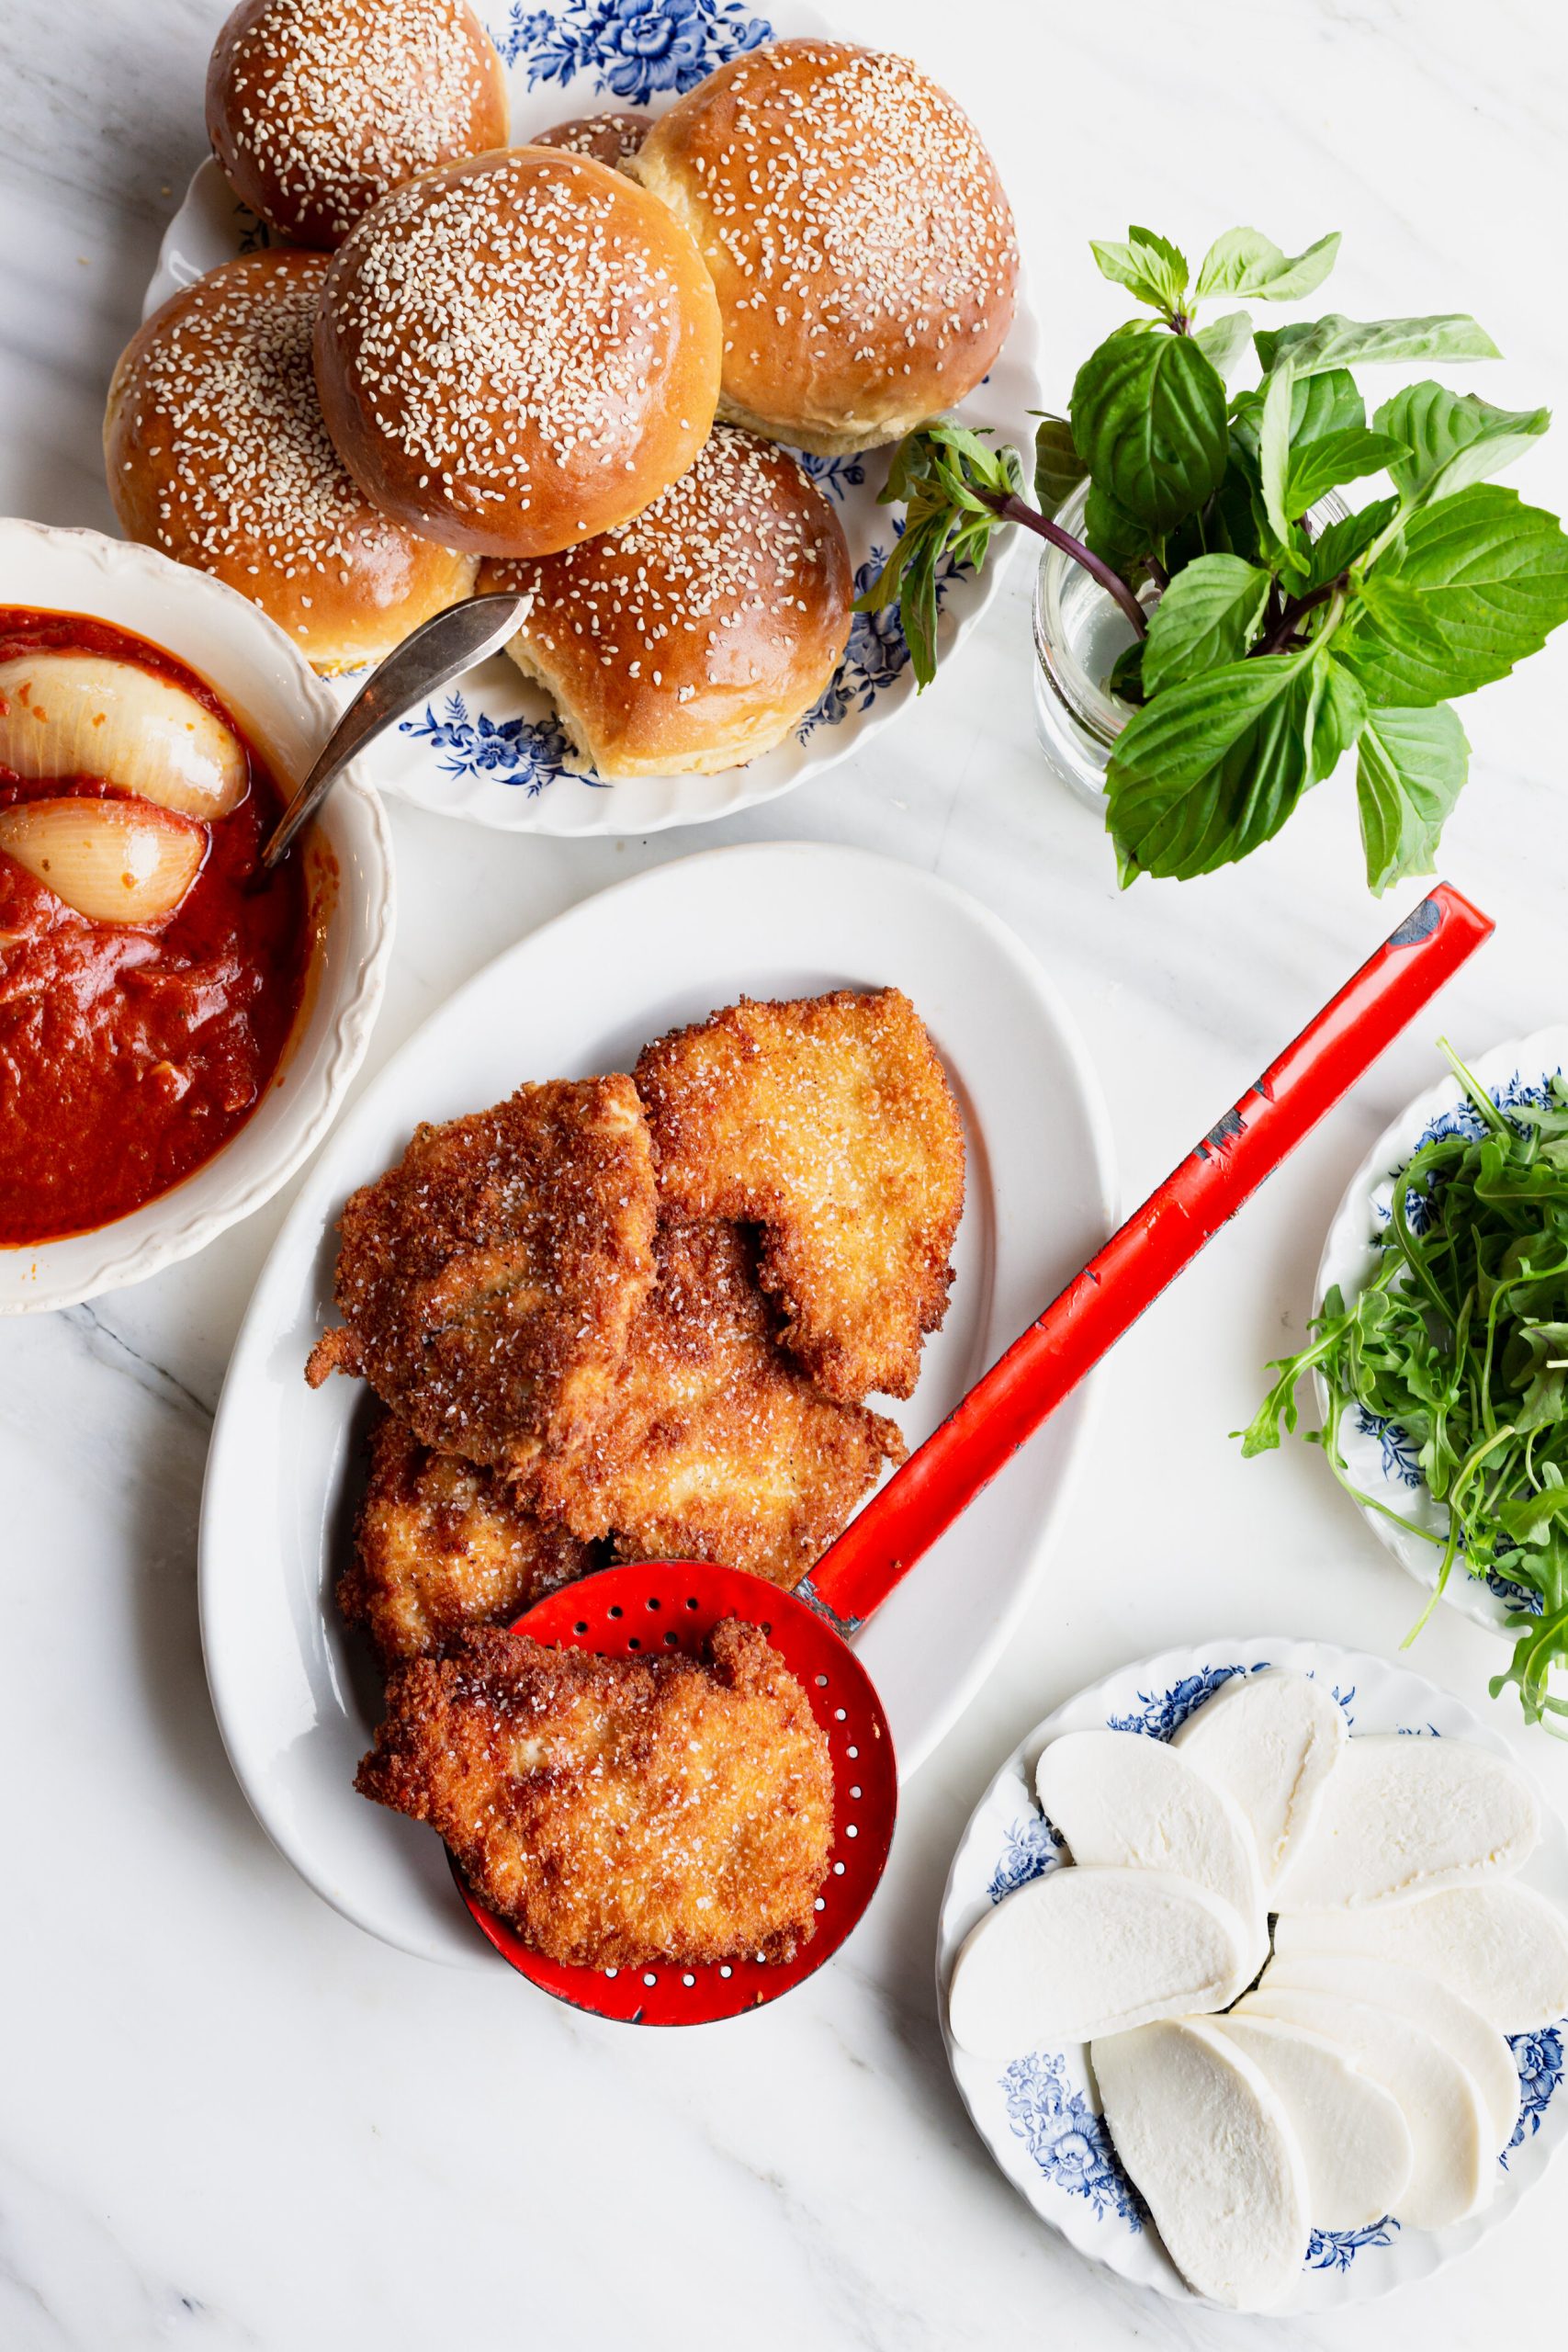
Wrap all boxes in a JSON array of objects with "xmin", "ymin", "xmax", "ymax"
[{"xmin": 1031, "ymin": 481, "xmax": 1350, "ymax": 805}]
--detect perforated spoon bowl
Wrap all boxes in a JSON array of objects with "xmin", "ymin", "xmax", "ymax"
[{"xmin": 460, "ymin": 886, "xmax": 1494, "ymax": 2024}]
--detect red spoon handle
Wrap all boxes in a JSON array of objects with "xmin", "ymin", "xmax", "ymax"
[{"xmin": 807, "ymin": 883, "xmax": 1494, "ymax": 1629}]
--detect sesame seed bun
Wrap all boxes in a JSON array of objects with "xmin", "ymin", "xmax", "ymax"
[
  {"xmin": 105, "ymin": 251, "xmax": 478, "ymax": 673},
  {"xmin": 478, "ymin": 425, "xmax": 852, "ymax": 777},
  {"xmin": 206, "ymin": 0, "xmax": 509, "ymax": 250},
  {"xmin": 314, "ymin": 147, "xmax": 724, "ymax": 560},
  {"xmin": 532, "ymin": 112, "xmax": 649, "ymax": 171},
  {"xmin": 629, "ymin": 40, "xmax": 1020, "ymax": 458}
]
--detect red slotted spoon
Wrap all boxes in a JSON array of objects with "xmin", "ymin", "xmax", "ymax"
[{"xmin": 459, "ymin": 885, "xmax": 1493, "ymax": 2023}]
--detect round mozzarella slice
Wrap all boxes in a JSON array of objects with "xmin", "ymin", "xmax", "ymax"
[
  {"xmin": 1271, "ymin": 1734, "xmax": 1539, "ymax": 1913},
  {"xmin": 1173, "ymin": 1669, "xmax": 1347, "ymax": 1895},
  {"xmin": 1035, "ymin": 1728, "xmax": 1267, "ymax": 1967},
  {"xmin": 1273, "ymin": 1882, "xmax": 1568, "ymax": 2033},
  {"xmin": 1089, "ymin": 2019, "xmax": 1310, "ymax": 2311},
  {"xmin": 1206, "ymin": 2013, "xmax": 1412, "ymax": 2229},
  {"xmin": 948, "ymin": 1866, "xmax": 1253, "ymax": 2059},
  {"xmin": 1236, "ymin": 1985, "xmax": 1491, "ymax": 2228},
  {"xmin": 1258, "ymin": 1952, "xmax": 1519, "ymax": 2158}
]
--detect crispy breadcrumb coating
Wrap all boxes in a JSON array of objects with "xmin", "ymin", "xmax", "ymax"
[
  {"xmin": 636, "ymin": 989, "xmax": 964, "ymax": 1402},
  {"xmin": 530, "ymin": 1216, "xmax": 905, "ymax": 1587},
  {"xmin": 306, "ymin": 1076, "xmax": 658, "ymax": 1472},
  {"xmin": 340, "ymin": 1414, "xmax": 600, "ymax": 1666},
  {"xmin": 355, "ymin": 1618, "xmax": 834, "ymax": 1967}
]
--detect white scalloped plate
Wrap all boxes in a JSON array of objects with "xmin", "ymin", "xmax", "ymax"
[
  {"xmin": 143, "ymin": 0, "xmax": 1040, "ymax": 837},
  {"xmin": 1314, "ymin": 1029, "xmax": 1568, "ymax": 1636},
  {"xmin": 199, "ymin": 842, "xmax": 1115, "ymax": 1963},
  {"xmin": 0, "ymin": 520, "xmax": 393, "ymax": 1313},
  {"xmin": 939, "ymin": 1636, "xmax": 1568, "ymax": 2312}
]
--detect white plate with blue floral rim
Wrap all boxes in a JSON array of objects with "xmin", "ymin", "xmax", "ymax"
[
  {"xmin": 1314, "ymin": 1028, "xmax": 1568, "ymax": 1640},
  {"xmin": 143, "ymin": 0, "xmax": 1041, "ymax": 838},
  {"xmin": 937, "ymin": 1636, "xmax": 1568, "ymax": 2311},
  {"xmin": 201, "ymin": 842, "xmax": 1115, "ymax": 1962}
]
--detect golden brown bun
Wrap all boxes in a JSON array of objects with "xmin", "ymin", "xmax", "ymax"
[
  {"xmin": 205, "ymin": 0, "xmax": 509, "ymax": 250},
  {"xmin": 314, "ymin": 147, "xmax": 723, "ymax": 559},
  {"xmin": 532, "ymin": 111, "xmax": 649, "ymax": 169},
  {"xmin": 478, "ymin": 426, "xmax": 851, "ymax": 776},
  {"xmin": 105, "ymin": 252, "xmax": 477, "ymax": 672},
  {"xmin": 630, "ymin": 40, "xmax": 1019, "ymax": 456}
]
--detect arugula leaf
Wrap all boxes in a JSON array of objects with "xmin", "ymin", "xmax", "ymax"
[
  {"xmin": 1356, "ymin": 703, "xmax": 1470, "ymax": 892},
  {"xmin": 1089, "ymin": 225, "xmax": 1189, "ymax": 315},
  {"xmin": 1191, "ymin": 310, "xmax": 1253, "ymax": 379},
  {"xmin": 1071, "ymin": 331, "xmax": 1228, "ymax": 529},
  {"xmin": 1033, "ymin": 414, "xmax": 1089, "ymax": 515},
  {"xmin": 1375, "ymin": 380, "xmax": 1551, "ymax": 503},
  {"xmin": 1339, "ymin": 484, "xmax": 1568, "ymax": 704},
  {"xmin": 1299, "ymin": 497, "xmax": 1398, "ymax": 593},
  {"xmin": 1141, "ymin": 555, "xmax": 1272, "ymax": 694},
  {"xmin": 1256, "ymin": 312, "xmax": 1502, "ymax": 377},
  {"xmin": 1282, "ymin": 427, "xmax": 1408, "ymax": 516},
  {"xmin": 1107, "ymin": 643, "xmax": 1361, "ymax": 880},
  {"xmin": 1194, "ymin": 227, "xmax": 1340, "ymax": 302}
]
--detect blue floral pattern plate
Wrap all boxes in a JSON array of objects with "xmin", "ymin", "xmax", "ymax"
[
  {"xmin": 143, "ymin": 0, "xmax": 1041, "ymax": 836},
  {"xmin": 937, "ymin": 1637, "xmax": 1568, "ymax": 2311},
  {"xmin": 1314, "ymin": 1029, "xmax": 1568, "ymax": 1639}
]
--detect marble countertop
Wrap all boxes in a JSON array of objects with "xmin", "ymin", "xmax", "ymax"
[{"xmin": 4, "ymin": 0, "xmax": 1568, "ymax": 2343}]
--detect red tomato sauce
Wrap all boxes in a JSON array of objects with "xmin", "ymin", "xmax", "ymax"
[{"xmin": 0, "ymin": 608, "xmax": 311, "ymax": 1245}]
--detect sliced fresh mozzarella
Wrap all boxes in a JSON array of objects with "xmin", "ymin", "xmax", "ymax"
[
  {"xmin": 1273, "ymin": 1882, "xmax": 1568, "ymax": 2033},
  {"xmin": 1258, "ymin": 1952, "xmax": 1519, "ymax": 2158},
  {"xmin": 1235, "ymin": 1985, "xmax": 1491, "ymax": 2228},
  {"xmin": 1271, "ymin": 1734, "xmax": 1539, "ymax": 1913},
  {"xmin": 1035, "ymin": 1728, "xmax": 1267, "ymax": 1967},
  {"xmin": 1207, "ymin": 2013, "xmax": 1412, "ymax": 2229},
  {"xmin": 1173, "ymin": 1670, "xmax": 1346, "ymax": 1894},
  {"xmin": 948, "ymin": 1866, "xmax": 1253, "ymax": 2060},
  {"xmin": 1089, "ymin": 2019, "xmax": 1309, "ymax": 2310}
]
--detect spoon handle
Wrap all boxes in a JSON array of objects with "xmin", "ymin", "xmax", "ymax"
[
  {"xmin": 261, "ymin": 592, "xmax": 529, "ymax": 868},
  {"xmin": 806, "ymin": 883, "xmax": 1495, "ymax": 1632}
]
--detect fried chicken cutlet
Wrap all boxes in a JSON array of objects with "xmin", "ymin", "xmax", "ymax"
[
  {"xmin": 530, "ymin": 1216, "xmax": 906, "ymax": 1588},
  {"xmin": 356, "ymin": 1619, "xmax": 834, "ymax": 1968},
  {"xmin": 305, "ymin": 1077, "xmax": 657, "ymax": 1474},
  {"xmin": 637, "ymin": 989, "xmax": 965, "ymax": 1402},
  {"xmin": 340, "ymin": 1415, "xmax": 600, "ymax": 1668}
]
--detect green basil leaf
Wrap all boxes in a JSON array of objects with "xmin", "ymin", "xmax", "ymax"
[
  {"xmin": 1107, "ymin": 640, "xmax": 1145, "ymax": 704},
  {"xmin": 1232, "ymin": 368, "xmax": 1364, "ymax": 462},
  {"xmin": 1256, "ymin": 312, "xmax": 1502, "ymax": 378},
  {"xmin": 1083, "ymin": 480, "xmax": 1150, "ymax": 571},
  {"xmin": 1299, "ymin": 497, "xmax": 1398, "ymax": 594},
  {"xmin": 1143, "ymin": 555, "xmax": 1273, "ymax": 695},
  {"xmin": 1339, "ymin": 485, "xmax": 1568, "ymax": 704},
  {"xmin": 1033, "ymin": 414, "xmax": 1089, "ymax": 516},
  {"xmin": 1106, "ymin": 645, "xmax": 1358, "ymax": 880},
  {"xmin": 1090, "ymin": 226, "xmax": 1188, "ymax": 314},
  {"xmin": 1191, "ymin": 310, "xmax": 1254, "ymax": 379},
  {"xmin": 1283, "ymin": 429, "xmax": 1408, "ymax": 516},
  {"xmin": 1258, "ymin": 364, "xmax": 1296, "ymax": 546},
  {"xmin": 1071, "ymin": 332, "xmax": 1228, "ymax": 529},
  {"xmin": 1374, "ymin": 381, "xmax": 1551, "ymax": 503},
  {"xmin": 1355, "ymin": 701, "xmax": 1470, "ymax": 893},
  {"xmin": 1194, "ymin": 228, "xmax": 1340, "ymax": 302}
]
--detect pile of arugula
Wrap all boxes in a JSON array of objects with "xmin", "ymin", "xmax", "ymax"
[
  {"xmin": 1239, "ymin": 1046, "xmax": 1568, "ymax": 1733},
  {"xmin": 862, "ymin": 225, "xmax": 1568, "ymax": 891}
]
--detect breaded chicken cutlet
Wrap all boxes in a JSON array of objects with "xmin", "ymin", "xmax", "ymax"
[
  {"xmin": 356, "ymin": 1618, "xmax": 834, "ymax": 1968},
  {"xmin": 636, "ymin": 989, "xmax": 965, "ymax": 1403},
  {"xmin": 340, "ymin": 1415, "xmax": 601, "ymax": 1668},
  {"xmin": 306, "ymin": 1077, "xmax": 658, "ymax": 1474},
  {"xmin": 530, "ymin": 1216, "xmax": 907, "ymax": 1588}
]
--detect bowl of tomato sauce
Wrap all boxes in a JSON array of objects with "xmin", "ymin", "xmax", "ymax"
[{"xmin": 0, "ymin": 518, "xmax": 392, "ymax": 1310}]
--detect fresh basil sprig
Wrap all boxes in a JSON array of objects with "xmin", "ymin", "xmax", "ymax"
[{"xmin": 861, "ymin": 225, "xmax": 1568, "ymax": 892}]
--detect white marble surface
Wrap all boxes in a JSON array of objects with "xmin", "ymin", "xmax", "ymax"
[{"xmin": 3, "ymin": 1, "xmax": 1568, "ymax": 2343}]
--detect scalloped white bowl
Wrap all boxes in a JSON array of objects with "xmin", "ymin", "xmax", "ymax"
[{"xmin": 0, "ymin": 520, "xmax": 393, "ymax": 1312}]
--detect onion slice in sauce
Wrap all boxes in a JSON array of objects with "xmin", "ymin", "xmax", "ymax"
[
  {"xmin": 0, "ymin": 654, "xmax": 248, "ymax": 819},
  {"xmin": 0, "ymin": 796, "xmax": 206, "ymax": 924}
]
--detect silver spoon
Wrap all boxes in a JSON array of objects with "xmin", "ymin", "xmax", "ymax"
[{"xmin": 261, "ymin": 592, "xmax": 530, "ymax": 869}]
